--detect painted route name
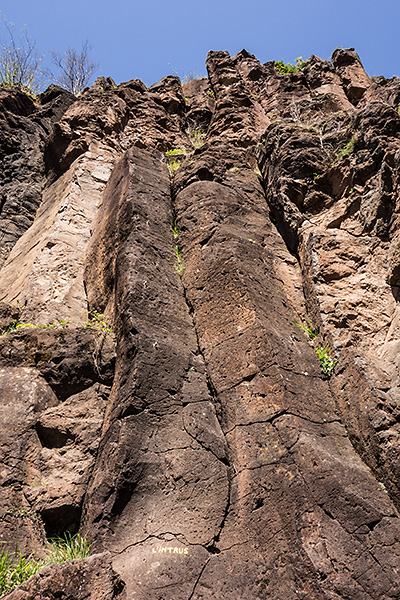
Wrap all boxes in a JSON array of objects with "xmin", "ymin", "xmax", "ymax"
[{"xmin": 152, "ymin": 546, "xmax": 189, "ymax": 555}]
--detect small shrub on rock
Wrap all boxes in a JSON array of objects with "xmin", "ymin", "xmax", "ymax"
[
  {"xmin": 84, "ymin": 310, "xmax": 113, "ymax": 334},
  {"xmin": 275, "ymin": 57, "xmax": 307, "ymax": 74}
]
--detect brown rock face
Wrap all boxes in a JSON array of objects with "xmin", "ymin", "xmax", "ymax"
[
  {"xmin": 1, "ymin": 48, "xmax": 400, "ymax": 599},
  {"xmin": 0, "ymin": 86, "xmax": 75, "ymax": 268},
  {"xmin": 331, "ymin": 48, "xmax": 371, "ymax": 104}
]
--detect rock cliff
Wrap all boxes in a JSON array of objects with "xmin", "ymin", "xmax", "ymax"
[{"xmin": 1, "ymin": 48, "xmax": 400, "ymax": 599}]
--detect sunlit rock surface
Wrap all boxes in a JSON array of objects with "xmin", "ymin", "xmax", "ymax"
[{"xmin": 1, "ymin": 48, "xmax": 400, "ymax": 599}]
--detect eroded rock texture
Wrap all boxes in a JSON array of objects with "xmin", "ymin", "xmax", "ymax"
[{"xmin": 1, "ymin": 49, "xmax": 400, "ymax": 599}]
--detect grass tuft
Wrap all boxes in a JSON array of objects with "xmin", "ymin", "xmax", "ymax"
[
  {"xmin": 187, "ymin": 126, "xmax": 206, "ymax": 149},
  {"xmin": 0, "ymin": 534, "xmax": 91, "ymax": 596},
  {"xmin": 174, "ymin": 245, "xmax": 184, "ymax": 276},
  {"xmin": 167, "ymin": 159, "xmax": 181, "ymax": 177},
  {"xmin": 48, "ymin": 533, "xmax": 91, "ymax": 563},
  {"xmin": 296, "ymin": 319, "xmax": 319, "ymax": 340},
  {"xmin": 316, "ymin": 344, "xmax": 337, "ymax": 377},
  {"xmin": 0, "ymin": 548, "xmax": 44, "ymax": 597},
  {"xmin": 171, "ymin": 220, "xmax": 179, "ymax": 240}
]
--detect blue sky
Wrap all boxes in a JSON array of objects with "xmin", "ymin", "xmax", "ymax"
[{"xmin": 0, "ymin": 0, "xmax": 398, "ymax": 89}]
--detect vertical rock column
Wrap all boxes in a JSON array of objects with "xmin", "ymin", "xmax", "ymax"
[
  {"xmin": 169, "ymin": 50, "xmax": 400, "ymax": 599},
  {"xmin": 174, "ymin": 161, "xmax": 400, "ymax": 599},
  {"xmin": 82, "ymin": 147, "xmax": 229, "ymax": 599},
  {"xmin": 0, "ymin": 144, "xmax": 115, "ymax": 324},
  {"xmin": 257, "ymin": 91, "xmax": 400, "ymax": 508},
  {"xmin": 0, "ymin": 87, "xmax": 123, "ymax": 552}
]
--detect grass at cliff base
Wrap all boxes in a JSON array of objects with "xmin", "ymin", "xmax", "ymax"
[{"xmin": 0, "ymin": 534, "xmax": 91, "ymax": 597}]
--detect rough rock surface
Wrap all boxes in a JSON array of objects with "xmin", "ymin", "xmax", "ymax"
[
  {"xmin": 1, "ymin": 48, "xmax": 400, "ymax": 599},
  {"xmin": 0, "ymin": 86, "xmax": 75, "ymax": 268}
]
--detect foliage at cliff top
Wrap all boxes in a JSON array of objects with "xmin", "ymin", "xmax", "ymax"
[{"xmin": 274, "ymin": 56, "xmax": 308, "ymax": 73}]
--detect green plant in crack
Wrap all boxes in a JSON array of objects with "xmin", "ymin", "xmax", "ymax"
[
  {"xmin": 252, "ymin": 165, "xmax": 262, "ymax": 177},
  {"xmin": 316, "ymin": 344, "xmax": 337, "ymax": 377},
  {"xmin": 269, "ymin": 213, "xmax": 278, "ymax": 225},
  {"xmin": 171, "ymin": 220, "xmax": 179, "ymax": 240},
  {"xmin": 171, "ymin": 220, "xmax": 184, "ymax": 275},
  {"xmin": 165, "ymin": 148, "xmax": 187, "ymax": 157},
  {"xmin": 296, "ymin": 319, "xmax": 319, "ymax": 340},
  {"xmin": 336, "ymin": 134, "xmax": 358, "ymax": 160},
  {"xmin": 1, "ymin": 508, "xmax": 43, "ymax": 529},
  {"xmin": 174, "ymin": 245, "xmax": 184, "ymax": 276},
  {"xmin": 167, "ymin": 158, "xmax": 182, "ymax": 177},
  {"xmin": 187, "ymin": 126, "xmax": 206, "ymax": 149},
  {"xmin": 165, "ymin": 148, "xmax": 189, "ymax": 178},
  {"xmin": 84, "ymin": 310, "xmax": 113, "ymax": 334}
]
